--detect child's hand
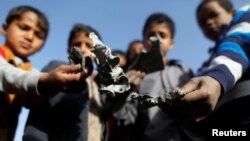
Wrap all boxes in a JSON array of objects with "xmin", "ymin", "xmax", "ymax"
[
  {"xmin": 178, "ymin": 76, "xmax": 221, "ymax": 122},
  {"xmin": 38, "ymin": 64, "xmax": 90, "ymax": 95},
  {"xmin": 125, "ymin": 70, "xmax": 145, "ymax": 88}
]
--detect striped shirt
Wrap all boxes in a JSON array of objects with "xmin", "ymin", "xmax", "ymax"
[{"xmin": 198, "ymin": 5, "xmax": 250, "ymax": 93}]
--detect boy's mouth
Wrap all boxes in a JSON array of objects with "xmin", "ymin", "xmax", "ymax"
[
  {"xmin": 208, "ymin": 25, "xmax": 219, "ymax": 33},
  {"xmin": 207, "ymin": 27, "xmax": 219, "ymax": 36},
  {"xmin": 20, "ymin": 42, "xmax": 31, "ymax": 50}
]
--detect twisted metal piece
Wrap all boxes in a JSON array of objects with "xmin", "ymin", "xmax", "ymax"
[
  {"xmin": 130, "ymin": 88, "xmax": 186, "ymax": 109},
  {"xmin": 68, "ymin": 47, "xmax": 92, "ymax": 71},
  {"xmin": 89, "ymin": 32, "xmax": 131, "ymax": 97},
  {"xmin": 128, "ymin": 35, "xmax": 164, "ymax": 74},
  {"xmin": 69, "ymin": 33, "xmax": 185, "ymax": 109}
]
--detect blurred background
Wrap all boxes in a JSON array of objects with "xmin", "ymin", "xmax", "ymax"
[{"xmin": 0, "ymin": 0, "xmax": 249, "ymax": 140}]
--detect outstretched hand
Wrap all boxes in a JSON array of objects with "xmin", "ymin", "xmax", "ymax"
[
  {"xmin": 179, "ymin": 76, "xmax": 222, "ymax": 122},
  {"xmin": 38, "ymin": 64, "xmax": 91, "ymax": 96},
  {"xmin": 125, "ymin": 70, "xmax": 145, "ymax": 89}
]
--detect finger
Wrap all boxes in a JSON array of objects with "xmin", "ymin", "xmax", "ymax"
[
  {"xmin": 64, "ymin": 72, "xmax": 82, "ymax": 81},
  {"xmin": 140, "ymin": 71, "xmax": 146, "ymax": 77},
  {"xmin": 59, "ymin": 64, "xmax": 82, "ymax": 73},
  {"xmin": 181, "ymin": 89, "xmax": 207, "ymax": 104},
  {"xmin": 126, "ymin": 70, "xmax": 137, "ymax": 78},
  {"xmin": 135, "ymin": 71, "xmax": 141, "ymax": 76},
  {"xmin": 133, "ymin": 77, "xmax": 142, "ymax": 86},
  {"xmin": 136, "ymin": 71, "xmax": 145, "ymax": 78},
  {"xmin": 72, "ymin": 64, "xmax": 82, "ymax": 72},
  {"xmin": 179, "ymin": 78, "xmax": 200, "ymax": 94},
  {"xmin": 128, "ymin": 73, "xmax": 137, "ymax": 83},
  {"xmin": 182, "ymin": 91, "xmax": 213, "ymax": 122}
]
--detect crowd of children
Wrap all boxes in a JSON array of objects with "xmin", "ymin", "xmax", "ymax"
[{"xmin": 1, "ymin": 0, "xmax": 250, "ymax": 141}]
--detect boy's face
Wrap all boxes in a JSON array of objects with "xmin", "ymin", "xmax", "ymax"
[
  {"xmin": 144, "ymin": 22, "xmax": 173, "ymax": 56},
  {"xmin": 1, "ymin": 11, "xmax": 45, "ymax": 59},
  {"xmin": 128, "ymin": 42, "xmax": 143, "ymax": 62},
  {"xmin": 197, "ymin": 1, "xmax": 234, "ymax": 41},
  {"xmin": 70, "ymin": 32, "xmax": 93, "ymax": 58}
]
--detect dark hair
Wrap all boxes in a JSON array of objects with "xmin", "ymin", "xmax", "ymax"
[
  {"xmin": 127, "ymin": 40, "xmax": 142, "ymax": 51},
  {"xmin": 112, "ymin": 49, "xmax": 126, "ymax": 56},
  {"xmin": 5, "ymin": 5, "xmax": 49, "ymax": 40},
  {"xmin": 196, "ymin": 0, "xmax": 234, "ymax": 23},
  {"xmin": 126, "ymin": 40, "xmax": 142, "ymax": 57},
  {"xmin": 142, "ymin": 13, "xmax": 175, "ymax": 38},
  {"xmin": 67, "ymin": 23, "xmax": 101, "ymax": 53},
  {"xmin": 112, "ymin": 49, "xmax": 127, "ymax": 69}
]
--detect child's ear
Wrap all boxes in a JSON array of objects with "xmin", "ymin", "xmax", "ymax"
[
  {"xmin": 1, "ymin": 23, "xmax": 8, "ymax": 36},
  {"xmin": 169, "ymin": 39, "xmax": 174, "ymax": 49}
]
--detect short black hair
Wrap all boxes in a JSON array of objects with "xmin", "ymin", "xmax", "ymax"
[
  {"xmin": 112, "ymin": 49, "xmax": 126, "ymax": 56},
  {"xmin": 127, "ymin": 40, "xmax": 142, "ymax": 50},
  {"xmin": 142, "ymin": 13, "xmax": 175, "ymax": 38},
  {"xmin": 67, "ymin": 23, "xmax": 101, "ymax": 53},
  {"xmin": 196, "ymin": 0, "xmax": 234, "ymax": 23},
  {"xmin": 126, "ymin": 40, "xmax": 142, "ymax": 57},
  {"xmin": 5, "ymin": 5, "xmax": 49, "ymax": 40}
]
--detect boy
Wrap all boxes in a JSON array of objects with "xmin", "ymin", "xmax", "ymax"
[
  {"xmin": 23, "ymin": 23, "xmax": 103, "ymax": 141},
  {"xmin": 120, "ymin": 13, "xmax": 193, "ymax": 141},
  {"xmin": 171, "ymin": 0, "xmax": 250, "ymax": 138},
  {"xmin": 0, "ymin": 5, "xmax": 49, "ymax": 141},
  {"xmin": 0, "ymin": 6, "xmax": 90, "ymax": 141},
  {"xmin": 140, "ymin": 13, "xmax": 193, "ymax": 141},
  {"xmin": 125, "ymin": 40, "xmax": 144, "ymax": 71},
  {"xmin": 195, "ymin": 0, "xmax": 249, "ymax": 124}
]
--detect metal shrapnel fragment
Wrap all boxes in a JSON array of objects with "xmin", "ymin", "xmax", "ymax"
[
  {"xmin": 158, "ymin": 88, "xmax": 186, "ymax": 103},
  {"xmin": 89, "ymin": 32, "xmax": 131, "ymax": 97},
  {"xmin": 131, "ymin": 88, "xmax": 186, "ymax": 109},
  {"xmin": 128, "ymin": 35, "xmax": 164, "ymax": 74},
  {"xmin": 68, "ymin": 47, "xmax": 92, "ymax": 71}
]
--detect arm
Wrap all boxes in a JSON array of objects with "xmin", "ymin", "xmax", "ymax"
[
  {"xmin": 0, "ymin": 57, "xmax": 89, "ymax": 96},
  {"xmin": 179, "ymin": 6, "xmax": 250, "ymax": 122},
  {"xmin": 197, "ymin": 5, "xmax": 250, "ymax": 94},
  {"xmin": 0, "ymin": 57, "xmax": 40, "ymax": 95}
]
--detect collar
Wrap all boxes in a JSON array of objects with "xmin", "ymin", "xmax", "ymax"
[{"xmin": 0, "ymin": 45, "xmax": 32, "ymax": 70}]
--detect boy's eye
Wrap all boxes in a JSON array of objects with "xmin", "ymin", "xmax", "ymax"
[
  {"xmin": 199, "ymin": 12, "xmax": 218, "ymax": 27},
  {"xmin": 72, "ymin": 42, "xmax": 82, "ymax": 47},
  {"xmin": 207, "ymin": 12, "xmax": 218, "ymax": 19},
  {"xmin": 146, "ymin": 32, "xmax": 167, "ymax": 39},
  {"xmin": 18, "ymin": 24, "xmax": 30, "ymax": 31},
  {"xmin": 35, "ymin": 31, "xmax": 45, "ymax": 39},
  {"xmin": 86, "ymin": 43, "xmax": 91, "ymax": 48},
  {"xmin": 18, "ymin": 24, "xmax": 45, "ymax": 39},
  {"xmin": 159, "ymin": 32, "xmax": 167, "ymax": 39}
]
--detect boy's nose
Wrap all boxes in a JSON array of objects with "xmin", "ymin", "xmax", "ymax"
[
  {"xmin": 206, "ymin": 19, "xmax": 215, "ymax": 27},
  {"xmin": 25, "ymin": 31, "xmax": 34, "ymax": 41}
]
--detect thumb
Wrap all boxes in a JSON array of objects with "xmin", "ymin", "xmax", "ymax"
[{"xmin": 179, "ymin": 77, "xmax": 200, "ymax": 95}]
